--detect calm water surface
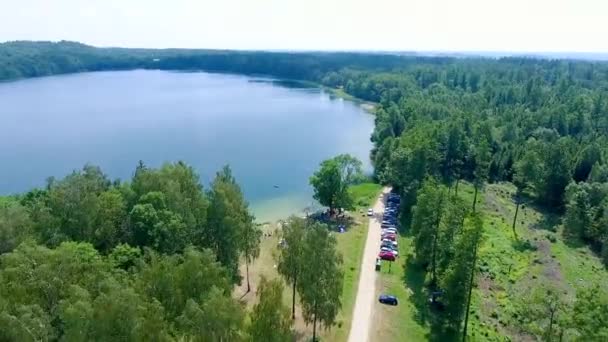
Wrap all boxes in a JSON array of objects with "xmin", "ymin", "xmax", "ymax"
[{"xmin": 0, "ymin": 70, "xmax": 374, "ymax": 221}]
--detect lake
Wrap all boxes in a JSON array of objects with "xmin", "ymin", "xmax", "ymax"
[{"xmin": 0, "ymin": 70, "xmax": 374, "ymax": 221}]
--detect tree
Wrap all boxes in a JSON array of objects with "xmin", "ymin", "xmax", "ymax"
[
  {"xmin": 519, "ymin": 284, "xmax": 570, "ymax": 341},
  {"xmin": 438, "ymin": 213, "xmax": 483, "ymax": 333},
  {"xmin": 248, "ymin": 276, "xmax": 292, "ymax": 342},
  {"xmin": 511, "ymin": 167, "xmax": 530, "ymax": 240},
  {"xmin": 241, "ymin": 217, "xmax": 261, "ymax": 293},
  {"xmin": 277, "ymin": 216, "xmax": 307, "ymax": 320},
  {"xmin": 298, "ymin": 223, "xmax": 344, "ymax": 341},
  {"xmin": 310, "ymin": 154, "xmax": 362, "ymax": 214},
  {"xmin": 177, "ymin": 288, "xmax": 245, "ymax": 342},
  {"xmin": 0, "ymin": 201, "xmax": 32, "ymax": 254},
  {"xmin": 411, "ymin": 178, "xmax": 447, "ymax": 285},
  {"xmin": 436, "ymin": 195, "xmax": 468, "ymax": 279},
  {"xmin": 516, "ymin": 138, "xmax": 573, "ymax": 209},
  {"xmin": 241, "ymin": 222, "xmax": 262, "ymax": 292},
  {"xmin": 206, "ymin": 165, "xmax": 254, "ymax": 283},
  {"xmin": 572, "ymin": 285, "xmax": 608, "ymax": 340},
  {"xmin": 93, "ymin": 189, "xmax": 126, "ymax": 251},
  {"xmin": 471, "ymin": 140, "xmax": 491, "ymax": 212}
]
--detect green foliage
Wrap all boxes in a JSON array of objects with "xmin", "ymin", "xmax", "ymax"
[
  {"xmin": 298, "ymin": 222, "xmax": 344, "ymax": 340},
  {"xmin": 515, "ymin": 138, "xmax": 574, "ymax": 208},
  {"xmin": 517, "ymin": 284, "xmax": 570, "ymax": 341},
  {"xmin": 277, "ymin": 216, "xmax": 308, "ymax": 319},
  {"xmin": 0, "ymin": 201, "xmax": 32, "ymax": 254},
  {"xmin": 572, "ymin": 285, "xmax": 608, "ymax": 340},
  {"xmin": 248, "ymin": 276, "xmax": 293, "ymax": 342},
  {"xmin": 0, "ymin": 160, "xmax": 262, "ymax": 341},
  {"xmin": 410, "ymin": 179, "xmax": 446, "ymax": 270},
  {"xmin": 310, "ymin": 154, "xmax": 363, "ymax": 212},
  {"xmin": 439, "ymin": 213, "xmax": 484, "ymax": 327},
  {"xmin": 564, "ymin": 182, "xmax": 608, "ymax": 261},
  {"xmin": 205, "ymin": 165, "xmax": 255, "ymax": 283}
]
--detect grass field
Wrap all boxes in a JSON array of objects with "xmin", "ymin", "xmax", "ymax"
[
  {"xmin": 372, "ymin": 181, "xmax": 608, "ymax": 341},
  {"xmin": 236, "ymin": 182, "xmax": 383, "ymax": 341}
]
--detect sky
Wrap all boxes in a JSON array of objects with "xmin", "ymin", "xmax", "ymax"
[{"xmin": 1, "ymin": 0, "xmax": 607, "ymax": 52}]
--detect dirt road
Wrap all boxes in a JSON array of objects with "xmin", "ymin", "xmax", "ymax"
[{"xmin": 348, "ymin": 187, "xmax": 390, "ymax": 342}]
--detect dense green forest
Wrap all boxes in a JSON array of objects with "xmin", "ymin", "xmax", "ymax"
[
  {"xmin": 0, "ymin": 161, "xmax": 347, "ymax": 341},
  {"xmin": 336, "ymin": 52, "xmax": 608, "ymax": 339},
  {"xmin": 2, "ymin": 40, "xmax": 608, "ymax": 340}
]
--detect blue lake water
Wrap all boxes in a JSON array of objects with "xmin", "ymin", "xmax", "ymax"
[{"xmin": 0, "ymin": 70, "xmax": 374, "ymax": 221}]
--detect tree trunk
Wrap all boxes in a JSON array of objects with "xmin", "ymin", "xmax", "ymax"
[
  {"xmin": 547, "ymin": 308, "xmax": 555, "ymax": 342},
  {"xmin": 472, "ymin": 185, "xmax": 479, "ymax": 212},
  {"xmin": 431, "ymin": 193, "xmax": 444, "ymax": 286},
  {"xmin": 462, "ymin": 234, "xmax": 479, "ymax": 342},
  {"xmin": 291, "ymin": 276, "xmax": 297, "ymax": 320},
  {"xmin": 246, "ymin": 260, "xmax": 251, "ymax": 293},
  {"xmin": 431, "ymin": 230, "xmax": 439, "ymax": 285},
  {"xmin": 512, "ymin": 201, "xmax": 520, "ymax": 240},
  {"xmin": 312, "ymin": 300, "xmax": 318, "ymax": 342}
]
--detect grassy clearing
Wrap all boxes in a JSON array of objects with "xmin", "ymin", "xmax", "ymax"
[
  {"xmin": 372, "ymin": 181, "xmax": 608, "ymax": 342},
  {"xmin": 237, "ymin": 182, "xmax": 382, "ymax": 341}
]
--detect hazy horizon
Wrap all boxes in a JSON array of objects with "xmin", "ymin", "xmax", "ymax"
[{"xmin": 2, "ymin": 0, "xmax": 607, "ymax": 53}]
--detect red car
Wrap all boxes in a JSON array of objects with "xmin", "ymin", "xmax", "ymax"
[{"xmin": 378, "ymin": 251, "xmax": 396, "ymax": 261}]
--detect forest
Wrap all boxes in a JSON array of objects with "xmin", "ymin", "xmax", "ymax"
[
  {"xmin": 1, "ymin": 40, "xmax": 608, "ymax": 340},
  {"xmin": 0, "ymin": 161, "xmax": 349, "ymax": 341}
]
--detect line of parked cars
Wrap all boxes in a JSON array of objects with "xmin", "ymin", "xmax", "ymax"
[
  {"xmin": 378, "ymin": 193, "xmax": 400, "ymax": 262},
  {"xmin": 377, "ymin": 192, "xmax": 401, "ymax": 306}
]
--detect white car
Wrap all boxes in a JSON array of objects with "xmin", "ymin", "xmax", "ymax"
[
  {"xmin": 367, "ymin": 208, "xmax": 374, "ymax": 216},
  {"xmin": 382, "ymin": 228, "xmax": 398, "ymax": 234},
  {"xmin": 382, "ymin": 239, "xmax": 398, "ymax": 247}
]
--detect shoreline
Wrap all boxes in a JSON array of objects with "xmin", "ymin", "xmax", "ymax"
[{"xmin": 322, "ymin": 86, "xmax": 377, "ymax": 114}]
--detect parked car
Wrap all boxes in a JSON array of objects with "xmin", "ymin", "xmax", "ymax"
[
  {"xmin": 367, "ymin": 208, "xmax": 374, "ymax": 216},
  {"xmin": 382, "ymin": 233, "xmax": 397, "ymax": 241},
  {"xmin": 378, "ymin": 251, "xmax": 396, "ymax": 261},
  {"xmin": 382, "ymin": 238, "xmax": 398, "ymax": 247},
  {"xmin": 379, "ymin": 294, "xmax": 398, "ymax": 306},
  {"xmin": 382, "ymin": 227, "xmax": 397, "ymax": 233},
  {"xmin": 380, "ymin": 239, "xmax": 397, "ymax": 249},
  {"xmin": 375, "ymin": 258, "xmax": 382, "ymax": 271},
  {"xmin": 381, "ymin": 247, "xmax": 398, "ymax": 257}
]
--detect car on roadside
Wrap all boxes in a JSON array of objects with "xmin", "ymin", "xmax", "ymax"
[
  {"xmin": 378, "ymin": 251, "xmax": 396, "ymax": 261},
  {"xmin": 367, "ymin": 208, "xmax": 374, "ymax": 216},
  {"xmin": 380, "ymin": 246, "xmax": 398, "ymax": 257},
  {"xmin": 382, "ymin": 233, "xmax": 397, "ymax": 241},
  {"xmin": 379, "ymin": 294, "xmax": 398, "ymax": 306},
  {"xmin": 382, "ymin": 239, "xmax": 398, "ymax": 249},
  {"xmin": 381, "ymin": 240, "xmax": 396, "ymax": 248}
]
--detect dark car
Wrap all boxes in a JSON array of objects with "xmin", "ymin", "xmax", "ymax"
[{"xmin": 379, "ymin": 294, "xmax": 398, "ymax": 306}]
